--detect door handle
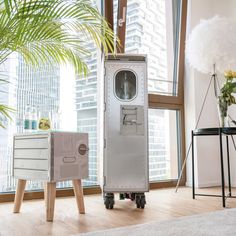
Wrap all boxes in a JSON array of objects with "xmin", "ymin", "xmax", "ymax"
[
  {"xmin": 78, "ymin": 144, "xmax": 89, "ymax": 155},
  {"xmin": 63, "ymin": 156, "xmax": 76, "ymax": 163},
  {"xmin": 118, "ymin": 7, "xmax": 126, "ymax": 27}
]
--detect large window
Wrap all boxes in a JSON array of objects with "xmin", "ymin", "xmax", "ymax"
[{"xmin": 0, "ymin": 0, "xmax": 187, "ymax": 194}]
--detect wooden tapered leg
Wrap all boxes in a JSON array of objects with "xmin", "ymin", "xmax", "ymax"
[
  {"xmin": 43, "ymin": 182, "xmax": 47, "ymax": 206},
  {"xmin": 72, "ymin": 179, "xmax": 85, "ymax": 214},
  {"xmin": 46, "ymin": 182, "xmax": 56, "ymax": 222},
  {"xmin": 13, "ymin": 179, "xmax": 27, "ymax": 213}
]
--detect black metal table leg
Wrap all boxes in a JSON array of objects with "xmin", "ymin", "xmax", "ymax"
[
  {"xmin": 219, "ymin": 129, "xmax": 225, "ymax": 207},
  {"xmin": 192, "ymin": 127, "xmax": 236, "ymax": 207},
  {"xmin": 226, "ymin": 136, "xmax": 232, "ymax": 196},
  {"xmin": 192, "ymin": 131, "xmax": 195, "ymax": 199}
]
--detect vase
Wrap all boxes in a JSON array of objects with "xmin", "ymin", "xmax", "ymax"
[
  {"xmin": 217, "ymin": 98, "xmax": 228, "ymax": 127},
  {"xmin": 38, "ymin": 110, "xmax": 51, "ymax": 130}
]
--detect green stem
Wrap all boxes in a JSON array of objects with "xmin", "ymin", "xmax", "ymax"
[{"xmin": 220, "ymin": 116, "xmax": 225, "ymax": 127}]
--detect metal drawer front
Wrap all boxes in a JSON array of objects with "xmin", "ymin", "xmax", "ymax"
[
  {"xmin": 14, "ymin": 138, "xmax": 49, "ymax": 149},
  {"xmin": 14, "ymin": 149, "xmax": 49, "ymax": 160},
  {"xmin": 13, "ymin": 169, "xmax": 48, "ymax": 180},
  {"xmin": 14, "ymin": 159, "xmax": 48, "ymax": 170}
]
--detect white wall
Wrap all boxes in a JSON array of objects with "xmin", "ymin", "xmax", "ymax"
[{"xmin": 185, "ymin": 0, "xmax": 236, "ymax": 187}]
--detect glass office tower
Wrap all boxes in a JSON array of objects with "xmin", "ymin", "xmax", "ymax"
[
  {"xmin": 76, "ymin": 41, "xmax": 98, "ymax": 186},
  {"xmin": 0, "ymin": 55, "xmax": 60, "ymax": 192}
]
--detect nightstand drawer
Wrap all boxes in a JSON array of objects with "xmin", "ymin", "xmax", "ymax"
[
  {"xmin": 13, "ymin": 169, "xmax": 48, "ymax": 180},
  {"xmin": 14, "ymin": 149, "xmax": 49, "ymax": 160},
  {"xmin": 14, "ymin": 138, "xmax": 49, "ymax": 149},
  {"xmin": 14, "ymin": 159, "xmax": 48, "ymax": 170}
]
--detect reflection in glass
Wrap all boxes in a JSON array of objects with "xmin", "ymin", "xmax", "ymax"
[{"xmin": 115, "ymin": 70, "xmax": 136, "ymax": 100}]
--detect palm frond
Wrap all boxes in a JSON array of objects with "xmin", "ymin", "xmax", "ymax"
[
  {"xmin": 0, "ymin": 78, "xmax": 9, "ymax": 83},
  {"xmin": 0, "ymin": 0, "xmax": 116, "ymax": 74},
  {"xmin": 0, "ymin": 104, "xmax": 15, "ymax": 128}
]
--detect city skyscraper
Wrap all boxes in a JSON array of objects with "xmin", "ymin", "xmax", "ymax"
[
  {"xmin": 76, "ymin": 42, "xmax": 98, "ymax": 186},
  {"xmin": 0, "ymin": 55, "xmax": 61, "ymax": 192},
  {"xmin": 17, "ymin": 57, "xmax": 60, "ymax": 133}
]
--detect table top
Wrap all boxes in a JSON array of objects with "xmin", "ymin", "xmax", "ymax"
[
  {"xmin": 14, "ymin": 130, "xmax": 85, "ymax": 137},
  {"xmin": 193, "ymin": 127, "xmax": 236, "ymax": 135}
]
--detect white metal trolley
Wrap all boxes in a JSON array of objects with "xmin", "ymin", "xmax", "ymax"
[{"xmin": 103, "ymin": 54, "xmax": 149, "ymax": 209}]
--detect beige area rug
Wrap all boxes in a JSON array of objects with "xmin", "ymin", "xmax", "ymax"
[{"xmin": 77, "ymin": 208, "xmax": 236, "ymax": 236}]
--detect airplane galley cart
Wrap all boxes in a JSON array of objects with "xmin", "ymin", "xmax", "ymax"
[{"xmin": 103, "ymin": 54, "xmax": 149, "ymax": 209}]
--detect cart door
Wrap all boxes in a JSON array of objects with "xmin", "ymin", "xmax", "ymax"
[{"xmin": 104, "ymin": 57, "xmax": 149, "ymax": 193}]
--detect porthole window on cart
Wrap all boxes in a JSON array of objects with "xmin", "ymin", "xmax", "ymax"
[{"xmin": 115, "ymin": 70, "xmax": 137, "ymax": 101}]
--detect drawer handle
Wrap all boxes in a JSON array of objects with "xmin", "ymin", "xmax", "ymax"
[
  {"xmin": 78, "ymin": 144, "xmax": 89, "ymax": 155},
  {"xmin": 63, "ymin": 156, "xmax": 76, "ymax": 163}
]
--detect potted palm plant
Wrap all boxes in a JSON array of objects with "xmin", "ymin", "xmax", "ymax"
[{"xmin": 0, "ymin": 0, "xmax": 115, "ymax": 127}]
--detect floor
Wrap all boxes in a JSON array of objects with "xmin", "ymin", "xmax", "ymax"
[{"xmin": 0, "ymin": 187, "xmax": 236, "ymax": 236}]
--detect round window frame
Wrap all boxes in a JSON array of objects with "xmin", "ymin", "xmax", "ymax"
[{"xmin": 113, "ymin": 69, "xmax": 138, "ymax": 102}]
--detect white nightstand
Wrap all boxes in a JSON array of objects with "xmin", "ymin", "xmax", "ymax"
[{"xmin": 12, "ymin": 131, "xmax": 89, "ymax": 221}]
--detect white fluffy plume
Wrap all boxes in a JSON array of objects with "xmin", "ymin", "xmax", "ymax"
[{"xmin": 186, "ymin": 16, "xmax": 236, "ymax": 74}]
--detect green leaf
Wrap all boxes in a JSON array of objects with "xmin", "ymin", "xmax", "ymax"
[
  {"xmin": 0, "ymin": 0, "xmax": 116, "ymax": 74},
  {"xmin": 231, "ymin": 82, "xmax": 236, "ymax": 93}
]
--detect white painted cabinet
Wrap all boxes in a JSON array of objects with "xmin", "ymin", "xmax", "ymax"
[{"xmin": 13, "ymin": 132, "xmax": 89, "ymax": 181}]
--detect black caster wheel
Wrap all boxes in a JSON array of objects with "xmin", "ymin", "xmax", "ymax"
[
  {"xmin": 104, "ymin": 197, "xmax": 110, "ymax": 209},
  {"xmin": 104, "ymin": 193, "xmax": 115, "ymax": 209},
  {"xmin": 109, "ymin": 201, "xmax": 114, "ymax": 209},
  {"xmin": 135, "ymin": 193, "xmax": 146, "ymax": 209},
  {"xmin": 135, "ymin": 195, "xmax": 141, "ymax": 208},
  {"xmin": 140, "ymin": 195, "xmax": 146, "ymax": 209},
  {"xmin": 130, "ymin": 193, "xmax": 136, "ymax": 201}
]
